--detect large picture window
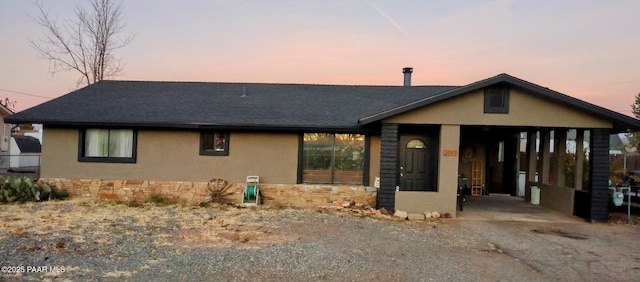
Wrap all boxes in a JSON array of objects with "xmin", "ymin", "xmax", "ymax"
[
  {"xmin": 301, "ymin": 133, "xmax": 366, "ymax": 185},
  {"xmin": 79, "ymin": 129, "xmax": 136, "ymax": 163}
]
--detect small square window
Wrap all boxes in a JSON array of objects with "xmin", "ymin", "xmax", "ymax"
[
  {"xmin": 200, "ymin": 132, "xmax": 229, "ymax": 156},
  {"xmin": 484, "ymin": 86, "xmax": 510, "ymax": 113}
]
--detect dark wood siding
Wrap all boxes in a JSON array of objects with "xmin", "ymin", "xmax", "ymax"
[
  {"xmin": 378, "ymin": 123, "xmax": 398, "ymax": 209},
  {"xmin": 589, "ymin": 129, "xmax": 610, "ymax": 222}
]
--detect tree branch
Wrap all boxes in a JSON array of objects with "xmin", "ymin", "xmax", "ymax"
[{"xmin": 30, "ymin": 0, "xmax": 132, "ymax": 87}]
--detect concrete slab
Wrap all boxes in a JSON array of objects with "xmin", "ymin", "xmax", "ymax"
[{"xmin": 456, "ymin": 194, "xmax": 585, "ymax": 223}]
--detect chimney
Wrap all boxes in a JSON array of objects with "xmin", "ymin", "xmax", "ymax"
[{"xmin": 402, "ymin": 67, "xmax": 413, "ymax": 86}]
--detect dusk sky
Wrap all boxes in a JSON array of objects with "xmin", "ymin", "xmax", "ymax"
[{"xmin": 1, "ymin": 0, "xmax": 639, "ymax": 115}]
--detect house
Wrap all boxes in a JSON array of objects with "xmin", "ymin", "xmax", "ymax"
[
  {"xmin": 0, "ymin": 103, "xmax": 14, "ymax": 171},
  {"xmin": 0, "ymin": 103, "xmax": 13, "ymax": 153},
  {"xmin": 6, "ymin": 70, "xmax": 640, "ymax": 222}
]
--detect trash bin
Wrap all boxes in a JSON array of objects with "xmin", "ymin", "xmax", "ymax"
[{"xmin": 530, "ymin": 186, "xmax": 540, "ymax": 205}]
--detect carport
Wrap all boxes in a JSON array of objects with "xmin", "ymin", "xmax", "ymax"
[
  {"xmin": 364, "ymin": 74, "xmax": 640, "ymax": 222},
  {"xmin": 458, "ymin": 126, "xmax": 596, "ymax": 221}
]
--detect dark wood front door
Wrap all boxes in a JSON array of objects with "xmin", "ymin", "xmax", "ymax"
[{"xmin": 399, "ymin": 135, "xmax": 437, "ymax": 191}]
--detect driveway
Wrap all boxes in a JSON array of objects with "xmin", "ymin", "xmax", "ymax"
[{"xmin": 0, "ymin": 200, "xmax": 638, "ymax": 281}]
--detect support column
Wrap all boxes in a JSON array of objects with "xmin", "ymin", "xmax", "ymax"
[
  {"xmin": 438, "ymin": 125, "xmax": 460, "ymax": 215},
  {"xmin": 378, "ymin": 123, "xmax": 398, "ymax": 209},
  {"xmin": 554, "ymin": 129, "xmax": 567, "ymax": 187},
  {"xmin": 590, "ymin": 129, "xmax": 610, "ymax": 222},
  {"xmin": 575, "ymin": 130, "xmax": 585, "ymax": 190},
  {"xmin": 527, "ymin": 131, "xmax": 538, "ymax": 182},
  {"xmin": 539, "ymin": 130, "xmax": 551, "ymax": 185}
]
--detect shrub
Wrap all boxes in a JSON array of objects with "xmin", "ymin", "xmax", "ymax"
[
  {"xmin": 0, "ymin": 176, "xmax": 68, "ymax": 204},
  {"xmin": 148, "ymin": 194, "xmax": 173, "ymax": 205}
]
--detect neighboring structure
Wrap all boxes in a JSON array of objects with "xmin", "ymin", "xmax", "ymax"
[
  {"xmin": 6, "ymin": 71, "xmax": 640, "ymax": 222},
  {"xmin": 0, "ymin": 103, "xmax": 13, "ymax": 171},
  {"xmin": 8, "ymin": 135, "xmax": 41, "ymax": 169}
]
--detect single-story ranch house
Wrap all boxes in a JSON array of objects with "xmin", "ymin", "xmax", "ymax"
[{"xmin": 7, "ymin": 69, "xmax": 640, "ymax": 222}]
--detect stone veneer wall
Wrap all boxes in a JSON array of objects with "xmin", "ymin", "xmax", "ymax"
[{"xmin": 42, "ymin": 178, "xmax": 378, "ymax": 207}]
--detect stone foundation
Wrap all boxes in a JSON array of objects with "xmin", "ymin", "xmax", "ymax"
[{"xmin": 42, "ymin": 178, "xmax": 378, "ymax": 207}]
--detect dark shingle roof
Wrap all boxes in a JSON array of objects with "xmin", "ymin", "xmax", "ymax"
[
  {"xmin": 5, "ymin": 81, "xmax": 456, "ymax": 131},
  {"xmin": 6, "ymin": 74, "xmax": 640, "ymax": 133},
  {"xmin": 12, "ymin": 135, "xmax": 41, "ymax": 153}
]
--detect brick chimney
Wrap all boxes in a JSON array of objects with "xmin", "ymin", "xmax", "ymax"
[{"xmin": 403, "ymin": 67, "xmax": 413, "ymax": 86}]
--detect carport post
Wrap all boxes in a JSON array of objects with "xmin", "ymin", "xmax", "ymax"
[
  {"xmin": 589, "ymin": 129, "xmax": 610, "ymax": 222},
  {"xmin": 378, "ymin": 123, "xmax": 399, "ymax": 210},
  {"xmin": 574, "ymin": 130, "xmax": 585, "ymax": 191},
  {"xmin": 525, "ymin": 131, "xmax": 537, "ymax": 189},
  {"xmin": 554, "ymin": 129, "xmax": 567, "ymax": 187}
]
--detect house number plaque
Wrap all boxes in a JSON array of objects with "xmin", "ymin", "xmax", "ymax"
[{"xmin": 443, "ymin": 150, "xmax": 458, "ymax": 157}]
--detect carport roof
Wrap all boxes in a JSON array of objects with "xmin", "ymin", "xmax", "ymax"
[{"xmin": 358, "ymin": 73, "xmax": 640, "ymax": 133}]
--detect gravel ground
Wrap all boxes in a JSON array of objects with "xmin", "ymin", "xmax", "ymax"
[{"xmin": 1, "ymin": 200, "xmax": 639, "ymax": 281}]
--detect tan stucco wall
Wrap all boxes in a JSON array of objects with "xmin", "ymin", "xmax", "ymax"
[
  {"xmin": 395, "ymin": 125, "xmax": 460, "ymax": 216},
  {"xmin": 42, "ymin": 128, "xmax": 299, "ymax": 183},
  {"xmin": 535, "ymin": 183, "xmax": 575, "ymax": 215},
  {"xmin": 384, "ymin": 89, "xmax": 613, "ymax": 128}
]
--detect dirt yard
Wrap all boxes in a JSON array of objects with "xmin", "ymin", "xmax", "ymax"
[{"xmin": 1, "ymin": 199, "xmax": 639, "ymax": 281}]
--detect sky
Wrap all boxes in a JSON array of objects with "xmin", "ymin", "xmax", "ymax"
[{"xmin": 1, "ymin": 0, "xmax": 639, "ymax": 115}]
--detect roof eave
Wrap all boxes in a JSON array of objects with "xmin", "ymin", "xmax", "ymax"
[{"xmin": 31, "ymin": 120, "xmax": 370, "ymax": 133}]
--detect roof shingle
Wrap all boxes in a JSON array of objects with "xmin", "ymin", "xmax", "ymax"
[{"xmin": 5, "ymin": 81, "xmax": 456, "ymax": 131}]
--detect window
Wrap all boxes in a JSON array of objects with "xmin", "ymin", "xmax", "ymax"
[
  {"xmin": 200, "ymin": 132, "xmax": 229, "ymax": 156},
  {"xmin": 300, "ymin": 133, "xmax": 367, "ymax": 185},
  {"xmin": 79, "ymin": 129, "xmax": 136, "ymax": 163},
  {"xmin": 406, "ymin": 139, "xmax": 425, "ymax": 149},
  {"xmin": 484, "ymin": 86, "xmax": 510, "ymax": 113}
]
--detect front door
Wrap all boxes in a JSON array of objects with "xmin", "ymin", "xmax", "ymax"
[{"xmin": 399, "ymin": 135, "xmax": 437, "ymax": 191}]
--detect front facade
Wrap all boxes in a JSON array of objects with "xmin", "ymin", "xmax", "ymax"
[{"xmin": 7, "ymin": 72, "xmax": 640, "ymax": 222}]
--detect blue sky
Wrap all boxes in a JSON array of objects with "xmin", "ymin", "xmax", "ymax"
[{"xmin": 1, "ymin": 0, "xmax": 639, "ymax": 114}]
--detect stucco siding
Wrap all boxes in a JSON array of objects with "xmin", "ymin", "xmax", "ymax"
[
  {"xmin": 384, "ymin": 89, "xmax": 613, "ymax": 128},
  {"xmin": 537, "ymin": 184, "xmax": 575, "ymax": 215},
  {"xmin": 394, "ymin": 125, "xmax": 460, "ymax": 216},
  {"xmin": 42, "ymin": 128, "xmax": 299, "ymax": 183}
]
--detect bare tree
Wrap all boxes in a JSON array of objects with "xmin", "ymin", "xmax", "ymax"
[
  {"xmin": 0, "ymin": 98, "xmax": 16, "ymax": 111},
  {"xmin": 31, "ymin": 0, "xmax": 133, "ymax": 87}
]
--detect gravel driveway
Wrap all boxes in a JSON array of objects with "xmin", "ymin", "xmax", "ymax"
[{"xmin": 1, "ymin": 200, "xmax": 639, "ymax": 281}]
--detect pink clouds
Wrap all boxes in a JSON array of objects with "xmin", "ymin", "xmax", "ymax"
[{"xmin": 0, "ymin": 0, "xmax": 639, "ymax": 117}]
